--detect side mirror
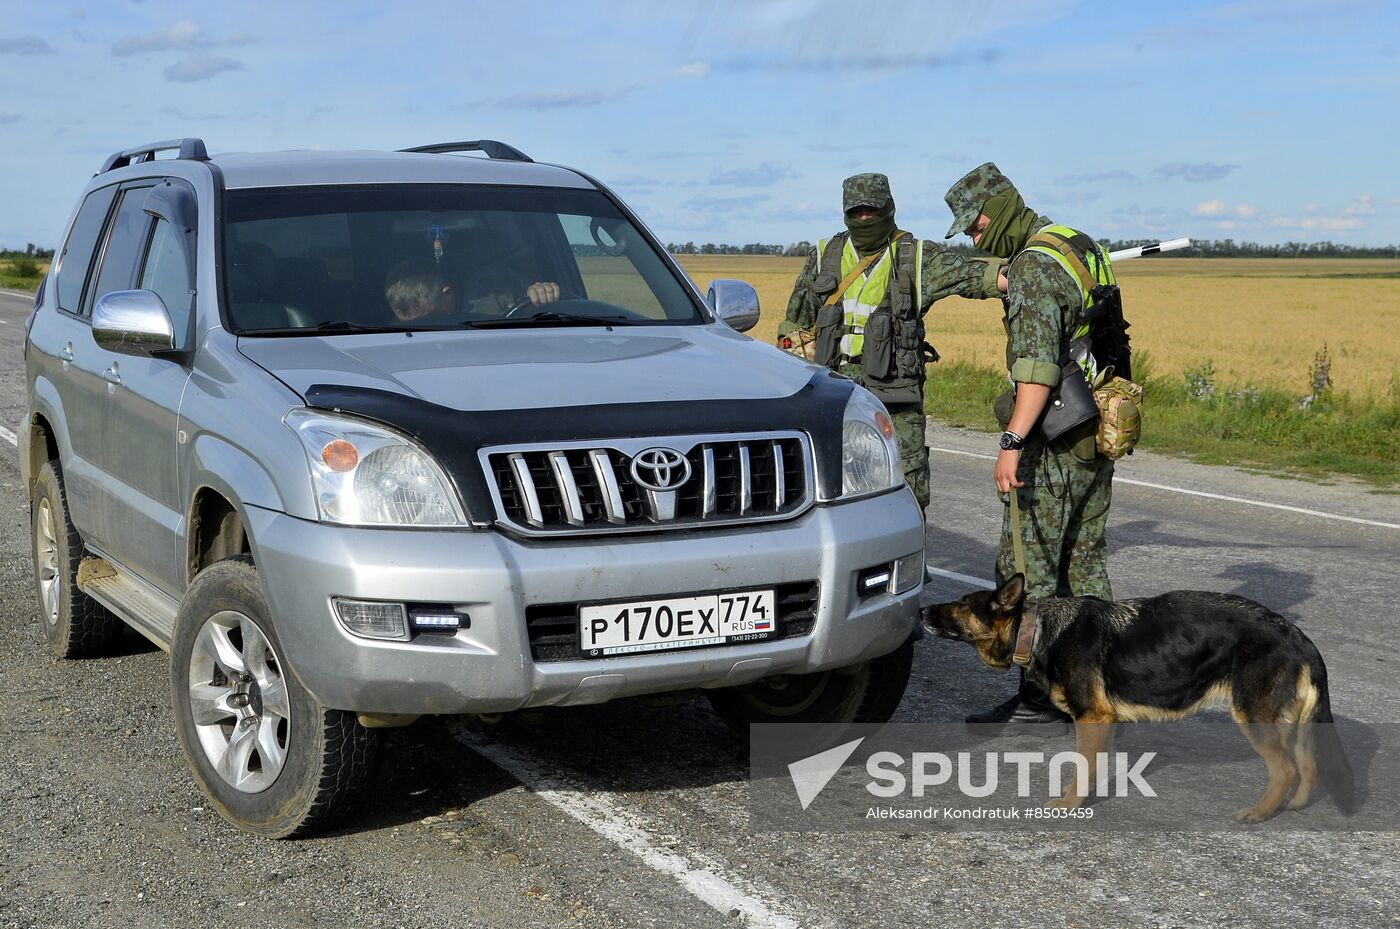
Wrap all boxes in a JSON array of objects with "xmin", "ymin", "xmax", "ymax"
[
  {"xmin": 92, "ymin": 290, "xmax": 176, "ymax": 357},
  {"xmin": 706, "ymin": 279, "xmax": 760, "ymax": 333}
]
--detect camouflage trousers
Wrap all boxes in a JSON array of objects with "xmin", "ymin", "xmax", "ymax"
[
  {"xmin": 888, "ymin": 403, "xmax": 930, "ymax": 512},
  {"xmin": 995, "ymin": 436, "xmax": 1114, "ymax": 600}
]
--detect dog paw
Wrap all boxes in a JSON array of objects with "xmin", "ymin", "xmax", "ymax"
[{"xmin": 1233, "ymin": 806, "xmax": 1275, "ymax": 824}]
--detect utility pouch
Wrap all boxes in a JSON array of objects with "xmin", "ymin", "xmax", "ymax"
[
  {"xmin": 993, "ymin": 389, "xmax": 1015, "ymax": 429},
  {"xmin": 866, "ymin": 376, "xmax": 923, "ymax": 406},
  {"xmin": 813, "ymin": 302, "xmax": 843, "ymax": 368},
  {"xmin": 862, "ymin": 311, "xmax": 895, "ymax": 379},
  {"xmin": 776, "ymin": 326, "xmax": 818, "ymax": 362},
  {"xmin": 1040, "ymin": 361, "xmax": 1099, "ymax": 443},
  {"xmin": 811, "ymin": 272, "xmax": 839, "ymax": 300},
  {"xmin": 1093, "ymin": 375, "xmax": 1144, "ymax": 459}
]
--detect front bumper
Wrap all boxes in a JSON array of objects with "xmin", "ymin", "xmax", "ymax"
[{"xmin": 243, "ymin": 488, "xmax": 924, "ymax": 715}]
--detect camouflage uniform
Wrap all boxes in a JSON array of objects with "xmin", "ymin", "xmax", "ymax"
[
  {"xmin": 943, "ymin": 163, "xmax": 1114, "ymax": 602},
  {"xmin": 783, "ymin": 174, "xmax": 1002, "ymax": 511}
]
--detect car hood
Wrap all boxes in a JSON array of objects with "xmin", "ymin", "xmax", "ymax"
[{"xmin": 237, "ymin": 324, "xmax": 815, "ymax": 411}]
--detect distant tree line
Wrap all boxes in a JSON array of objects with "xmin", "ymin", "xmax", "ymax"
[
  {"xmin": 0, "ymin": 244, "xmax": 56, "ymax": 260},
  {"xmin": 668, "ymin": 240, "xmax": 1400, "ymax": 258}
]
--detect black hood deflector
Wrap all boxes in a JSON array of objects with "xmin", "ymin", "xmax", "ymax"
[{"xmin": 303, "ymin": 369, "xmax": 855, "ymax": 522}]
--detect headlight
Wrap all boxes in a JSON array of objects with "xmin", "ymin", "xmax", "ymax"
[
  {"xmin": 285, "ymin": 409, "xmax": 467, "ymax": 527},
  {"xmin": 841, "ymin": 387, "xmax": 901, "ymax": 498}
]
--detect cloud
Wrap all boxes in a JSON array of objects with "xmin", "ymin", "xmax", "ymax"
[
  {"xmin": 164, "ymin": 55, "xmax": 244, "ymax": 83},
  {"xmin": 1234, "ymin": 204, "xmax": 1256, "ymax": 218},
  {"xmin": 1155, "ymin": 162, "xmax": 1239, "ymax": 182},
  {"xmin": 0, "ymin": 113, "xmax": 20, "ymax": 125},
  {"xmin": 1055, "ymin": 170, "xmax": 1136, "ymax": 184},
  {"xmin": 1344, "ymin": 193, "xmax": 1374, "ymax": 216},
  {"xmin": 112, "ymin": 20, "xmax": 253, "ymax": 56},
  {"xmin": 684, "ymin": 193, "xmax": 771, "ymax": 213},
  {"xmin": 1034, "ymin": 189, "xmax": 1103, "ymax": 206},
  {"xmin": 674, "ymin": 61, "xmax": 709, "ymax": 78},
  {"xmin": 610, "ymin": 174, "xmax": 663, "ymax": 189},
  {"xmin": 1192, "ymin": 200, "xmax": 1227, "ymax": 216},
  {"xmin": 710, "ymin": 162, "xmax": 792, "ymax": 187},
  {"xmin": 720, "ymin": 48, "xmax": 999, "ymax": 73},
  {"xmin": 0, "ymin": 35, "xmax": 56, "ymax": 55},
  {"xmin": 489, "ymin": 85, "xmax": 640, "ymax": 109}
]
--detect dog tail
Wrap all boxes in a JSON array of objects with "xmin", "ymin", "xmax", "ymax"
[{"xmin": 1308, "ymin": 661, "xmax": 1357, "ymax": 815}]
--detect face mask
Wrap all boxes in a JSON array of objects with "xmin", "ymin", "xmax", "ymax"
[
  {"xmin": 976, "ymin": 190, "xmax": 1038, "ymax": 258},
  {"xmin": 845, "ymin": 205, "xmax": 896, "ymax": 255}
]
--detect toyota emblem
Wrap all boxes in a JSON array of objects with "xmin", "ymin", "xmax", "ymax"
[{"xmin": 630, "ymin": 447, "xmax": 691, "ymax": 492}]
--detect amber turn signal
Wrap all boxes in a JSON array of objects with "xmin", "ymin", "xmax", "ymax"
[{"xmin": 321, "ymin": 439, "xmax": 359, "ymax": 472}]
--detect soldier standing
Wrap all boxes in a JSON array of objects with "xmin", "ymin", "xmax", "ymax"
[
  {"xmin": 943, "ymin": 162, "xmax": 1116, "ymax": 730},
  {"xmin": 779, "ymin": 173, "xmax": 1004, "ymax": 511}
]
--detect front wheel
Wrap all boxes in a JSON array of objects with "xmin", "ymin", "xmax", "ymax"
[
  {"xmin": 707, "ymin": 634, "xmax": 914, "ymax": 739},
  {"xmin": 170, "ymin": 556, "xmax": 380, "ymax": 837}
]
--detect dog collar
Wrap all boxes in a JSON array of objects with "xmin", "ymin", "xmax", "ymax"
[{"xmin": 1011, "ymin": 601, "xmax": 1040, "ymax": 668}]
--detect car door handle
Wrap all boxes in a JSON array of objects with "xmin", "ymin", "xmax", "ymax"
[
  {"xmin": 102, "ymin": 366, "xmax": 121, "ymax": 386},
  {"xmin": 59, "ymin": 344, "xmax": 74, "ymax": 363}
]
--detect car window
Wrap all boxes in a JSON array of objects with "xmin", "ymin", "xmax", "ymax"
[
  {"xmin": 140, "ymin": 219, "xmax": 193, "ymax": 348},
  {"xmin": 222, "ymin": 185, "xmax": 701, "ymax": 333},
  {"xmin": 56, "ymin": 185, "xmax": 118, "ymax": 314},
  {"xmin": 88, "ymin": 186, "xmax": 156, "ymax": 316}
]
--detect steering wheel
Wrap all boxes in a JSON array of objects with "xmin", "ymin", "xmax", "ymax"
[{"xmin": 503, "ymin": 286, "xmax": 583, "ymax": 318}]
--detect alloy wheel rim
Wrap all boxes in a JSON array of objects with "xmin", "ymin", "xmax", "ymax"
[
  {"xmin": 187, "ymin": 610, "xmax": 291, "ymax": 793},
  {"xmin": 36, "ymin": 499, "xmax": 60, "ymax": 627}
]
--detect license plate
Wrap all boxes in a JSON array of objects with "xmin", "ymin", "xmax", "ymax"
[{"xmin": 579, "ymin": 589, "xmax": 778, "ymax": 657}]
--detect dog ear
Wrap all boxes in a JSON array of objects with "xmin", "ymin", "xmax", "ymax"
[{"xmin": 992, "ymin": 574, "xmax": 1026, "ymax": 614}]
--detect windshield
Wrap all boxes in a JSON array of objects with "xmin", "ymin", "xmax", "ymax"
[{"xmin": 221, "ymin": 185, "xmax": 703, "ymax": 334}]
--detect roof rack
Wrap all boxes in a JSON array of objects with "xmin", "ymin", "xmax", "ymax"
[
  {"xmin": 99, "ymin": 138, "xmax": 210, "ymax": 174},
  {"xmin": 399, "ymin": 140, "xmax": 533, "ymax": 163}
]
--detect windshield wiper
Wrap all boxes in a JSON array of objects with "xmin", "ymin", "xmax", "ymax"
[
  {"xmin": 238, "ymin": 320, "xmax": 422, "ymax": 336},
  {"xmin": 470, "ymin": 311, "xmax": 635, "ymax": 329}
]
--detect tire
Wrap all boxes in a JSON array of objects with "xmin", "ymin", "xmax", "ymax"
[
  {"xmin": 708, "ymin": 633, "xmax": 914, "ymax": 740},
  {"xmin": 30, "ymin": 461, "xmax": 123, "ymax": 658},
  {"xmin": 170, "ymin": 556, "xmax": 381, "ymax": 838}
]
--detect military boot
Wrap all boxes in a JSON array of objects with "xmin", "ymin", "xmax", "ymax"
[{"xmin": 965, "ymin": 673, "xmax": 1070, "ymax": 735}]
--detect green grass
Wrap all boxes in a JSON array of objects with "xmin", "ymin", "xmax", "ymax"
[
  {"xmin": 923, "ymin": 357, "xmax": 1400, "ymax": 486},
  {"xmin": 0, "ymin": 272, "xmax": 41, "ymax": 292}
]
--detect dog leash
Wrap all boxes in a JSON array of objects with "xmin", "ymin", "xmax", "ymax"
[{"xmin": 1008, "ymin": 487, "xmax": 1038, "ymax": 667}]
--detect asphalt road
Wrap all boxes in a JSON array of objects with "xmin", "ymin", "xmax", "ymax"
[{"xmin": 2, "ymin": 285, "xmax": 1398, "ymax": 929}]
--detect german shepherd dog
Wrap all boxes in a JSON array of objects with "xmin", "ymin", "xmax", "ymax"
[{"xmin": 922, "ymin": 574, "xmax": 1356, "ymax": 822}]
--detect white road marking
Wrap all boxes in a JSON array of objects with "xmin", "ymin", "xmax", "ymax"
[
  {"xmin": 454, "ymin": 729, "xmax": 803, "ymax": 929},
  {"xmin": 0, "ymin": 426, "xmax": 15, "ymax": 447},
  {"xmin": 930, "ymin": 445, "xmax": 1399, "ymax": 530},
  {"xmin": 925, "ymin": 566, "xmax": 994, "ymax": 589}
]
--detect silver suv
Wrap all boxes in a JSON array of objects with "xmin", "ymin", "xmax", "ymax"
[{"xmin": 22, "ymin": 138, "xmax": 925, "ymax": 836}]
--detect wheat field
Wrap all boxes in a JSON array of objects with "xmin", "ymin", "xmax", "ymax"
[{"xmin": 676, "ymin": 255, "xmax": 1400, "ymax": 401}]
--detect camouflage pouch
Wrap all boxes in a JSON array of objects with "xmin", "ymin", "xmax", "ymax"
[
  {"xmin": 1093, "ymin": 376, "xmax": 1144, "ymax": 460},
  {"xmin": 776, "ymin": 326, "xmax": 818, "ymax": 362},
  {"xmin": 993, "ymin": 389, "xmax": 1015, "ymax": 429}
]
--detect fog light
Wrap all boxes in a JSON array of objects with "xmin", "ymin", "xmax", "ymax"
[
  {"xmin": 409, "ymin": 610, "xmax": 466, "ymax": 634},
  {"xmin": 892, "ymin": 553, "xmax": 923, "ymax": 595},
  {"xmin": 857, "ymin": 564, "xmax": 893, "ymax": 597},
  {"xmin": 333, "ymin": 598, "xmax": 409, "ymax": 641}
]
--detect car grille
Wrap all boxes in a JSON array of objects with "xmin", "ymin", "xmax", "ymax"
[
  {"xmin": 525, "ymin": 581, "xmax": 820, "ymax": 663},
  {"xmin": 481, "ymin": 432, "xmax": 812, "ymax": 536}
]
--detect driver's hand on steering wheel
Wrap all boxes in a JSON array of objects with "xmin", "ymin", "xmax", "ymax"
[{"xmin": 525, "ymin": 282, "xmax": 561, "ymax": 305}]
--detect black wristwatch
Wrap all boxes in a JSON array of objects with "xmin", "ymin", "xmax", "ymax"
[{"xmin": 999, "ymin": 431, "xmax": 1025, "ymax": 451}]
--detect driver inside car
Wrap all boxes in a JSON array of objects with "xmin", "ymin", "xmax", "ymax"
[{"xmin": 385, "ymin": 257, "xmax": 560, "ymax": 322}]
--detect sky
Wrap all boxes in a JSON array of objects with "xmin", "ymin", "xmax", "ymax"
[{"xmin": 1, "ymin": 0, "xmax": 1397, "ymax": 250}]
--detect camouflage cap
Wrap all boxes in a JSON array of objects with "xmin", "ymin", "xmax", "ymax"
[
  {"xmin": 943, "ymin": 162, "xmax": 1014, "ymax": 239},
  {"xmin": 843, "ymin": 173, "xmax": 893, "ymax": 213}
]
